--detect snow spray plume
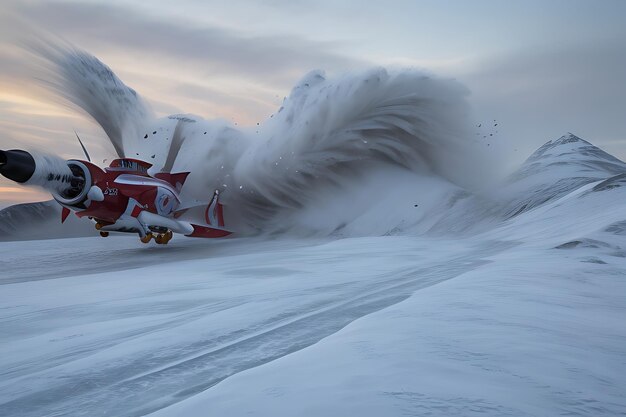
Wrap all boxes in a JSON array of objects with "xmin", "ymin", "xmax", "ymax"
[
  {"xmin": 25, "ymin": 38, "xmax": 155, "ymax": 158},
  {"xmin": 26, "ymin": 40, "xmax": 489, "ymax": 235},
  {"xmin": 222, "ymin": 69, "xmax": 485, "ymax": 231}
]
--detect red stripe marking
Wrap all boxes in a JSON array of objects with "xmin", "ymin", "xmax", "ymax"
[
  {"xmin": 217, "ymin": 203, "xmax": 225, "ymax": 227},
  {"xmin": 61, "ymin": 207, "xmax": 71, "ymax": 223},
  {"xmin": 187, "ymin": 224, "xmax": 232, "ymax": 238},
  {"xmin": 131, "ymin": 205, "xmax": 142, "ymax": 218}
]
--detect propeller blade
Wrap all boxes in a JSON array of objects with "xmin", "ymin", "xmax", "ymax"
[{"xmin": 74, "ymin": 130, "xmax": 92, "ymax": 162}]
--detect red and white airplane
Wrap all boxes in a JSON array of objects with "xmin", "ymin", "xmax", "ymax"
[{"xmin": 0, "ymin": 149, "xmax": 232, "ymax": 244}]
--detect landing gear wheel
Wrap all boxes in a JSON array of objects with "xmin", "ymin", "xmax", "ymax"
[
  {"xmin": 140, "ymin": 233, "xmax": 153, "ymax": 244},
  {"xmin": 95, "ymin": 223, "xmax": 103, "ymax": 230},
  {"xmin": 154, "ymin": 230, "xmax": 173, "ymax": 245},
  {"xmin": 99, "ymin": 231, "xmax": 109, "ymax": 237}
]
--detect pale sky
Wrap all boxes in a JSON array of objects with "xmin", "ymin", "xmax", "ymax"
[{"xmin": 1, "ymin": 0, "xmax": 625, "ymax": 207}]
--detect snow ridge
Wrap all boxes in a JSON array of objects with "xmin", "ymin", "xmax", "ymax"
[{"xmin": 499, "ymin": 133, "xmax": 626, "ymax": 218}]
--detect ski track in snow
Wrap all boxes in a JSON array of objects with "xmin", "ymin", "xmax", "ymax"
[
  {"xmin": 0, "ymin": 237, "xmax": 322, "ymax": 285},
  {"xmin": 0, "ymin": 236, "xmax": 512, "ymax": 417}
]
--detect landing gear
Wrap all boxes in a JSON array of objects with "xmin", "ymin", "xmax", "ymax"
[
  {"xmin": 154, "ymin": 230, "xmax": 173, "ymax": 245},
  {"xmin": 99, "ymin": 231, "xmax": 109, "ymax": 237},
  {"xmin": 140, "ymin": 230, "xmax": 172, "ymax": 244}
]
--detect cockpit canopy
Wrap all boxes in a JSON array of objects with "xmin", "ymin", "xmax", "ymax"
[{"xmin": 106, "ymin": 159, "xmax": 152, "ymax": 174}]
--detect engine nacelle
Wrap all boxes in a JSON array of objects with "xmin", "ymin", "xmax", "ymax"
[
  {"xmin": 0, "ymin": 149, "xmax": 37, "ymax": 183},
  {"xmin": 0, "ymin": 150, "xmax": 104, "ymax": 210},
  {"xmin": 51, "ymin": 160, "xmax": 93, "ymax": 208}
]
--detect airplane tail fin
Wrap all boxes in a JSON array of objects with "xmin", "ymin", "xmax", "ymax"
[
  {"xmin": 205, "ymin": 190, "xmax": 225, "ymax": 228},
  {"xmin": 174, "ymin": 190, "xmax": 232, "ymax": 238}
]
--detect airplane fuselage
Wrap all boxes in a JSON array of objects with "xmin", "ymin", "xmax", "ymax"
[{"xmin": 0, "ymin": 151, "xmax": 231, "ymax": 244}]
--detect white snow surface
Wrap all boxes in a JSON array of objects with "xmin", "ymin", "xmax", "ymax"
[
  {"xmin": 149, "ymin": 177, "xmax": 626, "ymax": 417},
  {"xmin": 1, "ymin": 145, "xmax": 626, "ymax": 416}
]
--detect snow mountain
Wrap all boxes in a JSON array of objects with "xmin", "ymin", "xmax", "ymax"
[
  {"xmin": 500, "ymin": 133, "xmax": 626, "ymax": 218},
  {"xmin": 0, "ymin": 200, "xmax": 92, "ymax": 241}
]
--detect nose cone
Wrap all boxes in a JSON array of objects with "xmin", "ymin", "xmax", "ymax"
[{"xmin": 0, "ymin": 149, "xmax": 36, "ymax": 183}]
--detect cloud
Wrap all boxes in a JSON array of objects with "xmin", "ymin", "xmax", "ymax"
[
  {"xmin": 460, "ymin": 37, "xmax": 626, "ymax": 163},
  {"xmin": 6, "ymin": 0, "xmax": 364, "ymax": 87},
  {"xmin": 0, "ymin": 181, "xmax": 51, "ymax": 209},
  {"xmin": 1, "ymin": 0, "xmax": 624, "ymax": 207}
]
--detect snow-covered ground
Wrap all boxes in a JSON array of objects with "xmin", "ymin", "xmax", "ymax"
[
  {"xmin": 151, "ymin": 177, "xmax": 626, "ymax": 417},
  {"xmin": 1, "ymin": 135, "xmax": 626, "ymax": 416}
]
